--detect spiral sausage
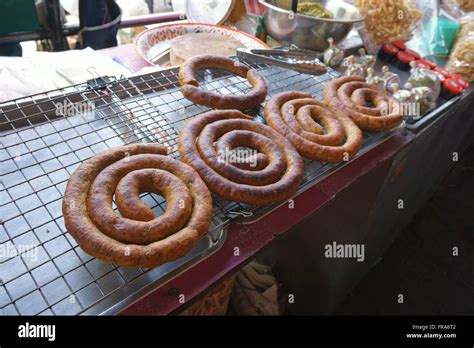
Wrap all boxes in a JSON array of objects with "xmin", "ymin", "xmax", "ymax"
[
  {"xmin": 264, "ymin": 91, "xmax": 363, "ymax": 163},
  {"xmin": 324, "ymin": 76, "xmax": 403, "ymax": 132},
  {"xmin": 178, "ymin": 110, "xmax": 304, "ymax": 205},
  {"xmin": 62, "ymin": 143, "xmax": 212, "ymax": 268},
  {"xmin": 179, "ymin": 55, "xmax": 268, "ymax": 110}
]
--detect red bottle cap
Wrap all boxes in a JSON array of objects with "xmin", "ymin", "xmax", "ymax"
[
  {"xmin": 396, "ymin": 51, "xmax": 415, "ymax": 63},
  {"xmin": 415, "ymin": 61, "xmax": 431, "ymax": 70},
  {"xmin": 381, "ymin": 43, "xmax": 399, "ymax": 55},
  {"xmin": 419, "ymin": 59, "xmax": 436, "ymax": 69},
  {"xmin": 433, "ymin": 70, "xmax": 446, "ymax": 83},
  {"xmin": 405, "ymin": 49, "xmax": 421, "ymax": 60},
  {"xmin": 443, "ymin": 78, "xmax": 463, "ymax": 95},
  {"xmin": 450, "ymin": 74, "xmax": 469, "ymax": 89},
  {"xmin": 392, "ymin": 40, "xmax": 406, "ymax": 50},
  {"xmin": 434, "ymin": 66, "xmax": 450, "ymax": 78}
]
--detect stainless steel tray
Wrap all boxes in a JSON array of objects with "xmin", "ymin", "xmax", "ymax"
[
  {"xmin": 404, "ymin": 93, "xmax": 464, "ymax": 133},
  {"xmin": 0, "ymin": 60, "xmax": 400, "ymax": 315}
]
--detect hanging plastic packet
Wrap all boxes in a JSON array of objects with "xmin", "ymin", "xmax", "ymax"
[
  {"xmin": 381, "ymin": 65, "xmax": 401, "ymax": 94},
  {"xmin": 342, "ymin": 55, "xmax": 365, "ymax": 76},
  {"xmin": 358, "ymin": 48, "xmax": 375, "ymax": 72},
  {"xmin": 323, "ymin": 38, "xmax": 345, "ymax": 68},
  {"xmin": 410, "ymin": 85, "xmax": 436, "ymax": 118},
  {"xmin": 406, "ymin": 61, "xmax": 441, "ymax": 100},
  {"xmin": 365, "ymin": 67, "xmax": 384, "ymax": 87}
]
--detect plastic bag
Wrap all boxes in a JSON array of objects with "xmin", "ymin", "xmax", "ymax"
[
  {"xmin": 407, "ymin": 13, "xmax": 459, "ymax": 58},
  {"xmin": 354, "ymin": 0, "xmax": 423, "ymax": 45},
  {"xmin": 442, "ymin": 0, "xmax": 474, "ymax": 20},
  {"xmin": 446, "ymin": 13, "xmax": 474, "ymax": 81},
  {"xmin": 407, "ymin": 67, "xmax": 441, "ymax": 100},
  {"xmin": 454, "ymin": 0, "xmax": 474, "ymax": 12}
]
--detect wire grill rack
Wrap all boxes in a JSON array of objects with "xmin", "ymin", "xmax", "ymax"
[{"xmin": 0, "ymin": 59, "xmax": 398, "ymax": 315}]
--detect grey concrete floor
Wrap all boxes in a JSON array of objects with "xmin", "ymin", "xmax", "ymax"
[{"xmin": 336, "ymin": 143, "xmax": 474, "ymax": 315}]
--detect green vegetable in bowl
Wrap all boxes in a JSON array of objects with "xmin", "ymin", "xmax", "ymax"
[{"xmin": 297, "ymin": 2, "xmax": 334, "ymax": 19}]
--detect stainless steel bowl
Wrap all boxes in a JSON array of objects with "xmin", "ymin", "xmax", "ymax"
[{"xmin": 260, "ymin": 0, "xmax": 364, "ymax": 51}]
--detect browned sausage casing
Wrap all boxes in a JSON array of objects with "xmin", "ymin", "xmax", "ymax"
[
  {"xmin": 178, "ymin": 110, "xmax": 304, "ymax": 205},
  {"xmin": 179, "ymin": 55, "xmax": 268, "ymax": 110},
  {"xmin": 324, "ymin": 76, "xmax": 403, "ymax": 132},
  {"xmin": 62, "ymin": 143, "xmax": 212, "ymax": 268},
  {"xmin": 264, "ymin": 91, "xmax": 363, "ymax": 163}
]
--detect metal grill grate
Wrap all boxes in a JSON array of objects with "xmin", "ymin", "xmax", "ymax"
[{"xmin": 0, "ymin": 59, "xmax": 398, "ymax": 315}]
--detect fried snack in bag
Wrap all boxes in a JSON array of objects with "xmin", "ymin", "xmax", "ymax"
[
  {"xmin": 355, "ymin": 0, "xmax": 423, "ymax": 44},
  {"xmin": 446, "ymin": 13, "xmax": 474, "ymax": 81}
]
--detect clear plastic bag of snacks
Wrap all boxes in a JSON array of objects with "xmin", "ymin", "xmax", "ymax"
[
  {"xmin": 442, "ymin": 0, "xmax": 474, "ymax": 19},
  {"xmin": 446, "ymin": 13, "xmax": 474, "ymax": 81},
  {"xmin": 354, "ymin": 0, "xmax": 423, "ymax": 45}
]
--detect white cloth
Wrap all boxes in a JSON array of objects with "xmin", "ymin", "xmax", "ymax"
[{"xmin": 0, "ymin": 48, "xmax": 130, "ymax": 102}]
